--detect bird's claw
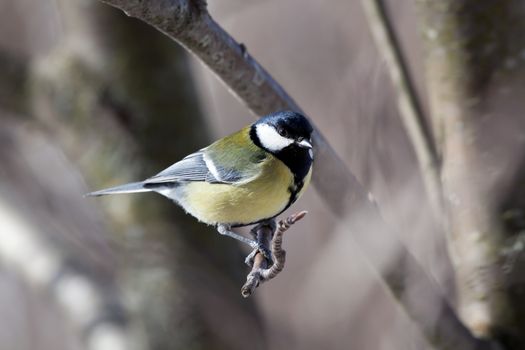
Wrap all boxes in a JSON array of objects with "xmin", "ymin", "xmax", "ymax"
[{"xmin": 245, "ymin": 243, "xmax": 273, "ymax": 267}]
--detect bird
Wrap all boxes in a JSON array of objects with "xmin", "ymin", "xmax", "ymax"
[{"xmin": 87, "ymin": 110, "xmax": 314, "ymax": 264}]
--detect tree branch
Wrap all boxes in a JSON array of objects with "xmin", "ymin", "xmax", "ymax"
[
  {"xmin": 95, "ymin": 1, "xmax": 502, "ymax": 349},
  {"xmin": 361, "ymin": 0, "xmax": 443, "ymax": 217}
]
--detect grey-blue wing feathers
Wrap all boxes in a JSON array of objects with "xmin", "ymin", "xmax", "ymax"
[
  {"xmin": 144, "ymin": 149, "xmax": 244, "ymax": 185},
  {"xmin": 87, "ymin": 149, "xmax": 252, "ymax": 197},
  {"xmin": 86, "ymin": 181, "xmax": 150, "ymax": 197},
  {"xmin": 146, "ymin": 151, "xmax": 214, "ymax": 183}
]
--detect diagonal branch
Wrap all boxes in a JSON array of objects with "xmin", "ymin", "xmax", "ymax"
[{"xmin": 96, "ymin": 1, "xmax": 502, "ymax": 349}]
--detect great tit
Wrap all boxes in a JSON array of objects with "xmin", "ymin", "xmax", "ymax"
[{"xmin": 88, "ymin": 110, "xmax": 314, "ymax": 261}]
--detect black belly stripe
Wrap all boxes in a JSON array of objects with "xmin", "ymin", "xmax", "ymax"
[{"xmin": 284, "ymin": 177, "xmax": 304, "ymax": 211}]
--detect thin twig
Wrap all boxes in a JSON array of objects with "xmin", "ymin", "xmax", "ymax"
[
  {"xmin": 361, "ymin": 0, "xmax": 442, "ymax": 218},
  {"xmin": 241, "ymin": 211, "xmax": 307, "ymax": 297}
]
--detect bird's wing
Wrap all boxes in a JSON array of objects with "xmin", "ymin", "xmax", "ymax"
[
  {"xmin": 144, "ymin": 149, "xmax": 266, "ymax": 185},
  {"xmin": 143, "ymin": 150, "xmax": 221, "ymax": 184},
  {"xmin": 145, "ymin": 128, "xmax": 268, "ymax": 185},
  {"xmin": 202, "ymin": 126, "xmax": 268, "ymax": 184}
]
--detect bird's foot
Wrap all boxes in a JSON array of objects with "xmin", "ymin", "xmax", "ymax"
[{"xmin": 245, "ymin": 243, "xmax": 273, "ymax": 267}]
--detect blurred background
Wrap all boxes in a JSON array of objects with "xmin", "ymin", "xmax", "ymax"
[{"xmin": 2, "ymin": 0, "xmax": 519, "ymax": 349}]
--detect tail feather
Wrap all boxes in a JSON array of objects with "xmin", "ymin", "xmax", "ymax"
[{"xmin": 86, "ymin": 181, "xmax": 151, "ymax": 197}]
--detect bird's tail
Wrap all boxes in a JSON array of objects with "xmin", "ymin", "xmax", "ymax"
[{"xmin": 85, "ymin": 181, "xmax": 151, "ymax": 197}]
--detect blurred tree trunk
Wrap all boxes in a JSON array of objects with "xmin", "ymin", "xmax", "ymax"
[
  {"xmin": 0, "ymin": 1, "xmax": 264, "ymax": 349},
  {"xmin": 419, "ymin": 1, "xmax": 525, "ymax": 348}
]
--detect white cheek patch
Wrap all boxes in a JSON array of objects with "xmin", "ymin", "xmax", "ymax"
[
  {"xmin": 256, "ymin": 124, "xmax": 294, "ymax": 152},
  {"xmin": 309, "ymin": 149, "xmax": 314, "ymax": 159}
]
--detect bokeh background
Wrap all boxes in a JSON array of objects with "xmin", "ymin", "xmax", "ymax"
[{"xmin": 0, "ymin": 0, "xmax": 490, "ymax": 349}]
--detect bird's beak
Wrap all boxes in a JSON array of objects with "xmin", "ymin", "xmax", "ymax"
[{"xmin": 297, "ymin": 139, "xmax": 312, "ymax": 149}]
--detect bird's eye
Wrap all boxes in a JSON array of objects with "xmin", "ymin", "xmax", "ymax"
[{"xmin": 277, "ymin": 127, "xmax": 287, "ymax": 137}]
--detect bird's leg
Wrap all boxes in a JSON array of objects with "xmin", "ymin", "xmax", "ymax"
[
  {"xmin": 244, "ymin": 219, "xmax": 275, "ymax": 267},
  {"xmin": 217, "ymin": 224, "xmax": 257, "ymax": 246},
  {"xmin": 216, "ymin": 224, "xmax": 272, "ymax": 266}
]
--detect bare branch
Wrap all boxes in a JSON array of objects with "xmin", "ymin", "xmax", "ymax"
[
  {"xmin": 95, "ymin": 1, "xmax": 502, "ymax": 349},
  {"xmin": 361, "ymin": 0, "xmax": 443, "ymax": 217},
  {"xmin": 241, "ymin": 211, "xmax": 307, "ymax": 298}
]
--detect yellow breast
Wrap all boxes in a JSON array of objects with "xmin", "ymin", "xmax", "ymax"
[{"xmin": 179, "ymin": 155, "xmax": 309, "ymax": 226}]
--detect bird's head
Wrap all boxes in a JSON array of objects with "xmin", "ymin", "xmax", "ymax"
[{"xmin": 250, "ymin": 111, "xmax": 314, "ymax": 156}]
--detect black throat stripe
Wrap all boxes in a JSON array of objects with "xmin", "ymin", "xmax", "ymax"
[
  {"xmin": 284, "ymin": 178, "xmax": 305, "ymax": 212},
  {"xmin": 278, "ymin": 145, "xmax": 312, "ymax": 211}
]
